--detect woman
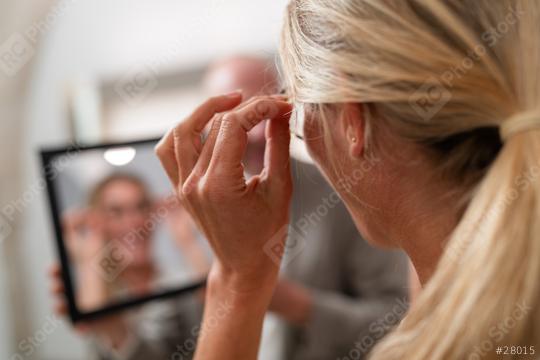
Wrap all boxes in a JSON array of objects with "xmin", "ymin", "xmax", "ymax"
[
  {"xmin": 156, "ymin": 0, "xmax": 540, "ymax": 359},
  {"xmin": 52, "ymin": 174, "xmax": 206, "ymax": 358},
  {"xmin": 64, "ymin": 174, "xmax": 156, "ymax": 310}
]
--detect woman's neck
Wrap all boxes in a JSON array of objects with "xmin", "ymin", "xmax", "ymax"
[
  {"xmin": 395, "ymin": 179, "xmax": 464, "ymax": 285},
  {"xmin": 356, "ymin": 142, "xmax": 466, "ymax": 285}
]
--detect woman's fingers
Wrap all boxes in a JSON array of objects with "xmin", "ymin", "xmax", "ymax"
[
  {"xmin": 86, "ymin": 210, "xmax": 105, "ymax": 238},
  {"xmin": 174, "ymin": 93, "xmax": 243, "ymax": 183},
  {"xmin": 62, "ymin": 211, "xmax": 84, "ymax": 238},
  {"xmin": 183, "ymin": 114, "xmax": 224, "ymax": 193},
  {"xmin": 208, "ymin": 98, "xmax": 292, "ymax": 176},
  {"xmin": 156, "ymin": 92, "xmax": 243, "ymax": 186},
  {"xmin": 49, "ymin": 263, "xmax": 62, "ymax": 278},
  {"xmin": 51, "ymin": 278, "xmax": 65, "ymax": 295},
  {"xmin": 189, "ymin": 92, "xmax": 243, "ymax": 132},
  {"xmin": 49, "ymin": 264, "xmax": 66, "ymax": 296},
  {"xmin": 264, "ymin": 110, "xmax": 293, "ymax": 183},
  {"xmin": 155, "ymin": 128, "xmax": 180, "ymax": 185},
  {"xmin": 54, "ymin": 301, "xmax": 68, "ymax": 316},
  {"xmin": 49, "ymin": 263, "xmax": 68, "ymax": 316},
  {"xmin": 186, "ymin": 96, "xmax": 277, "ymax": 188}
]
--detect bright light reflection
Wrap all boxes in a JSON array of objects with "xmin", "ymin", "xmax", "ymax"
[{"xmin": 103, "ymin": 147, "xmax": 136, "ymax": 166}]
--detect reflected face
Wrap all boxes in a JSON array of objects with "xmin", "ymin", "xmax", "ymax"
[{"xmin": 94, "ymin": 179, "xmax": 152, "ymax": 265}]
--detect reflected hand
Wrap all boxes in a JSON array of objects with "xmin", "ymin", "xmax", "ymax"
[
  {"xmin": 62, "ymin": 211, "xmax": 111, "ymax": 312},
  {"xmin": 48, "ymin": 264, "xmax": 129, "ymax": 349},
  {"xmin": 161, "ymin": 197, "xmax": 211, "ymax": 275},
  {"xmin": 63, "ymin": 210, "xmax": 106, "ymax": 266},
  {"xmin": 155, "ymin": 93, "xmax": 293, "ymax": 292},
  {"xmin": 160, "ymin": 197, "xmax": 198, "ymax": 248}
]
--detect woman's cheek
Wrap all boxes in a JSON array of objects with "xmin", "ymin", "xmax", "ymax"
[{"xmin": 305, "ymin": 136, "xmax": 323, "ymax": 164}]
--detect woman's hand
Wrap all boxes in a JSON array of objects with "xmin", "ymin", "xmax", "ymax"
[
  {"xmin": 63, "ymin": 210, "xmax": 106, "ymax": 267},
  {"xmin": 62, "ymin": 210, "xmax": 111, "ymax": 310},
  {"xmin": 155, "ymin": 93, "xmax": 293, "ymax": 293},
  {"xmin": 156, "ymin": 93, "xmax": 293, "ymax": 360},
  {"xmin": 48, "ymin": 264, "xmax": 129, "ymax": 350}
]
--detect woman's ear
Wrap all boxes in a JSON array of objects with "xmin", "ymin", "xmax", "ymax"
[{"xmin": 342, "ymin": 103, "xmax": 366, "ymax": 158}]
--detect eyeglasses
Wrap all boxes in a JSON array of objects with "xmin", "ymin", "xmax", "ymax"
[
  {"xmin": 279, "ymin": 88, "xmax": 305, "ymax": 141},
  {"xmin": 290, "ymin": 102, "xmax": 305, "ymax": 141}
]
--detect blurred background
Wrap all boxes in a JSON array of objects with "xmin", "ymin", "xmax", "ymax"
[{"xmin": 0, "ymin": 0, "xmax": 289, "ymax": 358}]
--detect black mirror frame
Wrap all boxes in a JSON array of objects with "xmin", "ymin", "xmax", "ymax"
[{"xmin": 39, "ymin": 137, "xmax": 206, "ymax": 323}]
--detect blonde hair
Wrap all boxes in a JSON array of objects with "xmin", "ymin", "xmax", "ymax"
[{"xmin": 280, "ymin": 0, "xmax": 540, "ymax": 359}]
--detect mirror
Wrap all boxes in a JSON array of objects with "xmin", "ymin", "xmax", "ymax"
[{"xmin": 40, "ymin": 138, "xmax": 209, "ymax": 322}]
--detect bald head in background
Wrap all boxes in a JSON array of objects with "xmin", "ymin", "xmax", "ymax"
[{"xmin": 204, "ymin": 55, "xmax": 279, "ymax": 174}]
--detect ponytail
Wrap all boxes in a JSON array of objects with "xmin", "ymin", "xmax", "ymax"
[
  {"xmin": 371, "ymin": 130, "xmax": 540, "ymax": 359},
  {"xmin": 280, "ymin": 0, "xmax": 540, "ymax": 358}
]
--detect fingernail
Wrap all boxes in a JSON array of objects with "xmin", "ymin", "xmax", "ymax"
[
  {"xmin": 271, "ymin": 94, "xmax": 291, "ymax": 103},
  {"xmin": 225, "ymin": 90, "xmax": 243, "ymax": 98}
]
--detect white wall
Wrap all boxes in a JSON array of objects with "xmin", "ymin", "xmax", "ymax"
[
  {"xmin": 0, "ymin": 1, "xmax": 55, "ymax": 359},
  {"xmin": 18, "ymin": 0, "xmax": 289, "ymax": 358}
]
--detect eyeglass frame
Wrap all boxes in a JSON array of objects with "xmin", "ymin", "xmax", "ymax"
[{"xmin": 279, "ymin": 88, "xmax": 306, "ymax": 141}]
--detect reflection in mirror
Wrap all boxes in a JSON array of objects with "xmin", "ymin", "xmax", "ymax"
[{"xmin": 42, "ymin": 139, "xmax": 210, "ymax": 319}]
